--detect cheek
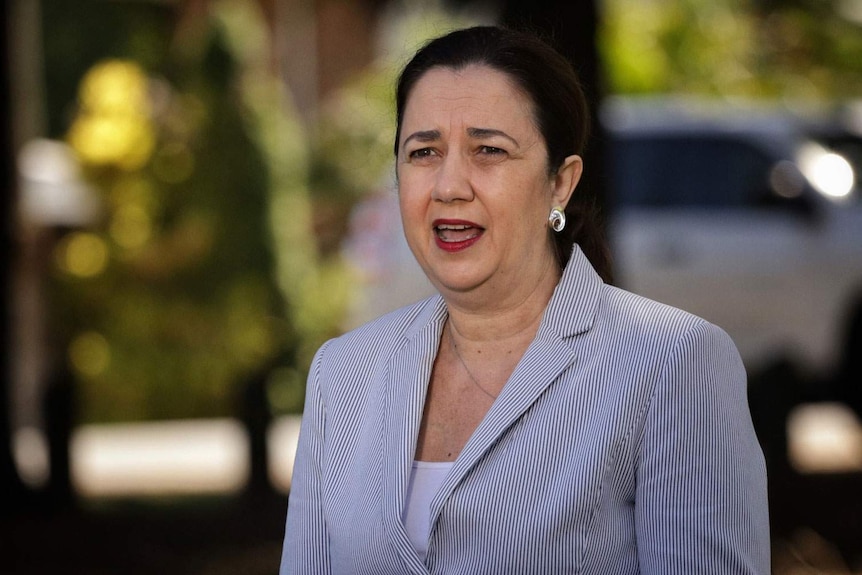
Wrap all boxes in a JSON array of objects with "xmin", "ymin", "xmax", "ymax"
[
  {"xmin": 397, "ymin": 172, "xmax": 429, "ymax": 213},
  {"xmin": 397, "ymin": 185, "xmax": 426, "ymax": 239},
  {"xmin": 504, "ymin": 177, "xmax": 552, "ymax": 225}
]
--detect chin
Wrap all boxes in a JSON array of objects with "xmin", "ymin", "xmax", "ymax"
[{"xmin": 429, "ymin": 270, "xmax": 490, "ymax": 296}]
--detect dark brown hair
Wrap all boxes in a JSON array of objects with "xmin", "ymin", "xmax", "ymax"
[{"xmin": 394, "ymin": 25, "xmax": 612, "ymax": 282}]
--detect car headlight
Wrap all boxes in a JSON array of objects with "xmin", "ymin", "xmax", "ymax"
[{"xmin": 798, "ymin": 142, "xmax": 856, "ymax": 201}]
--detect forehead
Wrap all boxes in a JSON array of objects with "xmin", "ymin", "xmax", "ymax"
[{"xmin": 402, "ymin": 64, "xmax": 537, "ymax": 131}]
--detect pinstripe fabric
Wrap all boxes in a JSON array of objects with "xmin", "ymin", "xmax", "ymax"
[{"xmin": 280, "ymin": 246, "xmax": 770, "ymax": 574}]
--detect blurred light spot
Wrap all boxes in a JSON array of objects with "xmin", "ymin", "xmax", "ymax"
[
  {"xmin": 17, "ymin": 139, "xmax": 101, "ymax": 227},
  {"xmin": 19, "ymin": 138, "xmax": 79, "ymax": 183},
  {"xmin": 69, "ymin": 331, "xmax": 111, "ymax": 378},
  {"xmin": 57, "ymin": 232, "xmax": 109, "ymax": 278},
  {"xmin": 71, "ymin": 418, "xmax": 249, "ymax": 497},
  {"xmin": 110, "ymin": 204, "xmax": 152, "ymax": 249},
  {"xmin": 153, "ymin": 142, "xmax": 195, "ymax": 184},
  {"xmin": 798, "ymin": 143, "xmax": 855, "ymax": 200},
  {"xmin": 788, "ymin": 402, "xmax": 862, "ymax": 473},
  {"xmin": 769, "ymin": 160, "xmax": 805, "ymax": 199},
  {"xmin": 67, "ymin": 115, "xmax": 155, "ymax": 170},
  {"xmin": 79, "ymin": 59, "xmax": 150, "ymax": 117},
  {"xmin": 67, "ymin": 59, "xmax": 155, "ymax": 171},
  {"xmin": 13, "ymin": 426, "xmax": 50, "ymax": 489},
  {"xmin": 837, "ymin": 0, "xmax": 862, "ymax": 25},
  {"xmin": 268, "ymin": 416, "xmax": 301, "ymax": 493}
]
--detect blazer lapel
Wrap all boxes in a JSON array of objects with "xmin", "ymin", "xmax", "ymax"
[
  {"xmin": 431, "ymin": 246, "xmax": 604, "ymax": 517},
  {"xmin": 381, "ymin": 297, "xmax": 447, "ymax": 569},
  {"xmin": 431, "ymin": 335, "xmax": 577, "ymax": 514}
]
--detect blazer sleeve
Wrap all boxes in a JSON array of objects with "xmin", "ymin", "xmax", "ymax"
[
  {"xmin": 280, "ymin": 343, "xmax": 331, "ymax": 575},
  {"xmin": 635, "ymin": 321, "xmax": 771, "ymax": 574}
]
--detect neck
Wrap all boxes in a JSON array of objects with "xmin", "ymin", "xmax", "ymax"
[{"xmin": 444, "ymin": 259, "xmax": 560, "ymax": 346}]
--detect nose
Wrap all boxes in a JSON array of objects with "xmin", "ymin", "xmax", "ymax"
[{"xmin": 431, "ymin": 152, "xmax": 474, "ymax": 203}]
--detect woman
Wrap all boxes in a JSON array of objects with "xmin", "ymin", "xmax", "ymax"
[{"xmin": 281, "ymin": 26, "xmax": 770, "ymax": 574}]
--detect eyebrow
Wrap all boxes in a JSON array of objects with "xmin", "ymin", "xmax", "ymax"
[
  {"xmin": 402, "ymin": 130, "xmax": 441, "ymax": 149},
  {"xmin": 401, "ymin": 127, "xmax": 520, "ymax": 151},
  {"xmin": 467, "ymin": 127, "xmax": 519, "ymax": 147}
]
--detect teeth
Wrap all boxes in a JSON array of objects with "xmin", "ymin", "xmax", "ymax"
[{"xmin": 436, "ymin": 224, "xmax": 472, "ymax": 230}]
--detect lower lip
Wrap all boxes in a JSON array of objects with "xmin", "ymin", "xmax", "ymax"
[{"xmin": 434, "ymin": 232, "xmax": 482, "ymax": 253}]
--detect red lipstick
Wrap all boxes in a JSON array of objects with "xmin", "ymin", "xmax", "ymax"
[{"xmin": 432, "ymin": 219, "xmax": 484, "ymax": 252}]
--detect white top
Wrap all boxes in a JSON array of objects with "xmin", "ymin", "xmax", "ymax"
[{"xmin": 402, "ymin": 460, "xmax": 454, "ymax": 560}]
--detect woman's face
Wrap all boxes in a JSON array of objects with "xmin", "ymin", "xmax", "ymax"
[{"xmin": 396, "ymin": 64, "xmax": 580, "ymax": 301}]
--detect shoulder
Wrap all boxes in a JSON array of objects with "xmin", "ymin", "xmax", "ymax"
[
  {"xmin": 306, "ymin": 294, "xmax": 443, "ymax": 417},
  {"xmin": 315, "ymin": 294, "xmax": 443, "ymax": 369},
  {"xmin": 550, "ymin": 248, "xmax": 738, "ymax": 365},
  {"xmin": 599, "ymin": 284, "xmax": 707, "ymax": 336},
  {"xmin": 551, "ymin": 246, "xmax": 720, "ymax": 349},
  {"xmin": 586, "ymin": 283, "xmax": 742, "ymax": 375}
]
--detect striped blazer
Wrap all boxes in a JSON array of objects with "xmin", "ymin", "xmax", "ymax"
[{"xmin": 280, "ymin": 246, "xmax": 771, "ymax": 574}]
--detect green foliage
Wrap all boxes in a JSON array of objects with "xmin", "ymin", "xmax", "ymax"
[
  {"xmin": 600, "ymin": 0, "xmax": 862, "ymax": 100},
  {"xmin": 47, "ymin": 1, "xmax": 347, "ymax": 422}
]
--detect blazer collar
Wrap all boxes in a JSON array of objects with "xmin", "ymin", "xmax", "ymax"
[
  {"xmin": 538, "ymin": 244, "xmax": 604, "ymax": 341},
  {"xmin": 399, "ymin": 244, "xmax": 603, "ymax": 343}
]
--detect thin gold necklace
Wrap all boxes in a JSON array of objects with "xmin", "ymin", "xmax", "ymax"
[{"xmin": 447, "ymin": 326, "xmax": 498, "ymax": 400}]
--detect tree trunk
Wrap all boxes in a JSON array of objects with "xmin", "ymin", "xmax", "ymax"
[{"xmin": 0, "ymin": 0, "xmax": 30, "ymax": 515}]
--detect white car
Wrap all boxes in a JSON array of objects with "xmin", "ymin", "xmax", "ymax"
[{"xmin": 602, "ymin": 97, "xmax": 862, "ymax": 385}]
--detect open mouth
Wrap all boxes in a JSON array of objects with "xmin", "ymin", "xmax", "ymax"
[
  {"xmin": 435, "ymin": 223, "xmax": 483, "ymax": 243},
  {"xmin": 433, "ymin": 221, "xmax": 484, "ymax": 252}
]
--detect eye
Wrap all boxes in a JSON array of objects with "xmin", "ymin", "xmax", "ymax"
[
  {"xmin": 478, "ymin": 145, "xmax": 506, "ymax": 156},
  {"xmin": 408, "ymin": 148, "xmax": 437, "ymax": 160}
]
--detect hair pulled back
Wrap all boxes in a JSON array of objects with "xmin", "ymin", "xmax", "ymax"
[{"xmin": 394, "ymin": 25, "xmax": 612, "ymax": 281}]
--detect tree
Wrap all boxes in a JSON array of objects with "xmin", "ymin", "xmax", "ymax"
[{"xmin": 600, "ymin": 0, "xmax": 862, "ymax": 100}]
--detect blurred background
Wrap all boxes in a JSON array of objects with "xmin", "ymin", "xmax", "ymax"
[{"xmin": 3, "ymin": 0, "xmax": 862, "ymax": 573}]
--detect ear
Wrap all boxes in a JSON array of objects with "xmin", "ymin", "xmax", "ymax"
[{"xmin": 551, "ymin": 154, "xmax": 583, "ymax": 209}]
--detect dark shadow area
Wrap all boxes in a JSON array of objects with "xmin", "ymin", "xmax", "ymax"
[
  {"xmin": 6, "ymin": 492, "xmax": 288, "ymax": 575},
  {"xmin": 6, "ymin": 366, "xmax": 288, "ymax": 574},
  {"xmin": 750, "ymin": 355, "xmax": 862, "ymax": 571}
]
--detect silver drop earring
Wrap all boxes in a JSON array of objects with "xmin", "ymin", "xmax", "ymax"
[{"xmin": 549, "ymin": 206, "xmax": 566, "ymax": 232}]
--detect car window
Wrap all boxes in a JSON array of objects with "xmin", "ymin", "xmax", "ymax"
[{"xmin": 609, "ymin": 135, "xmax": 775, "ymax": 208}]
